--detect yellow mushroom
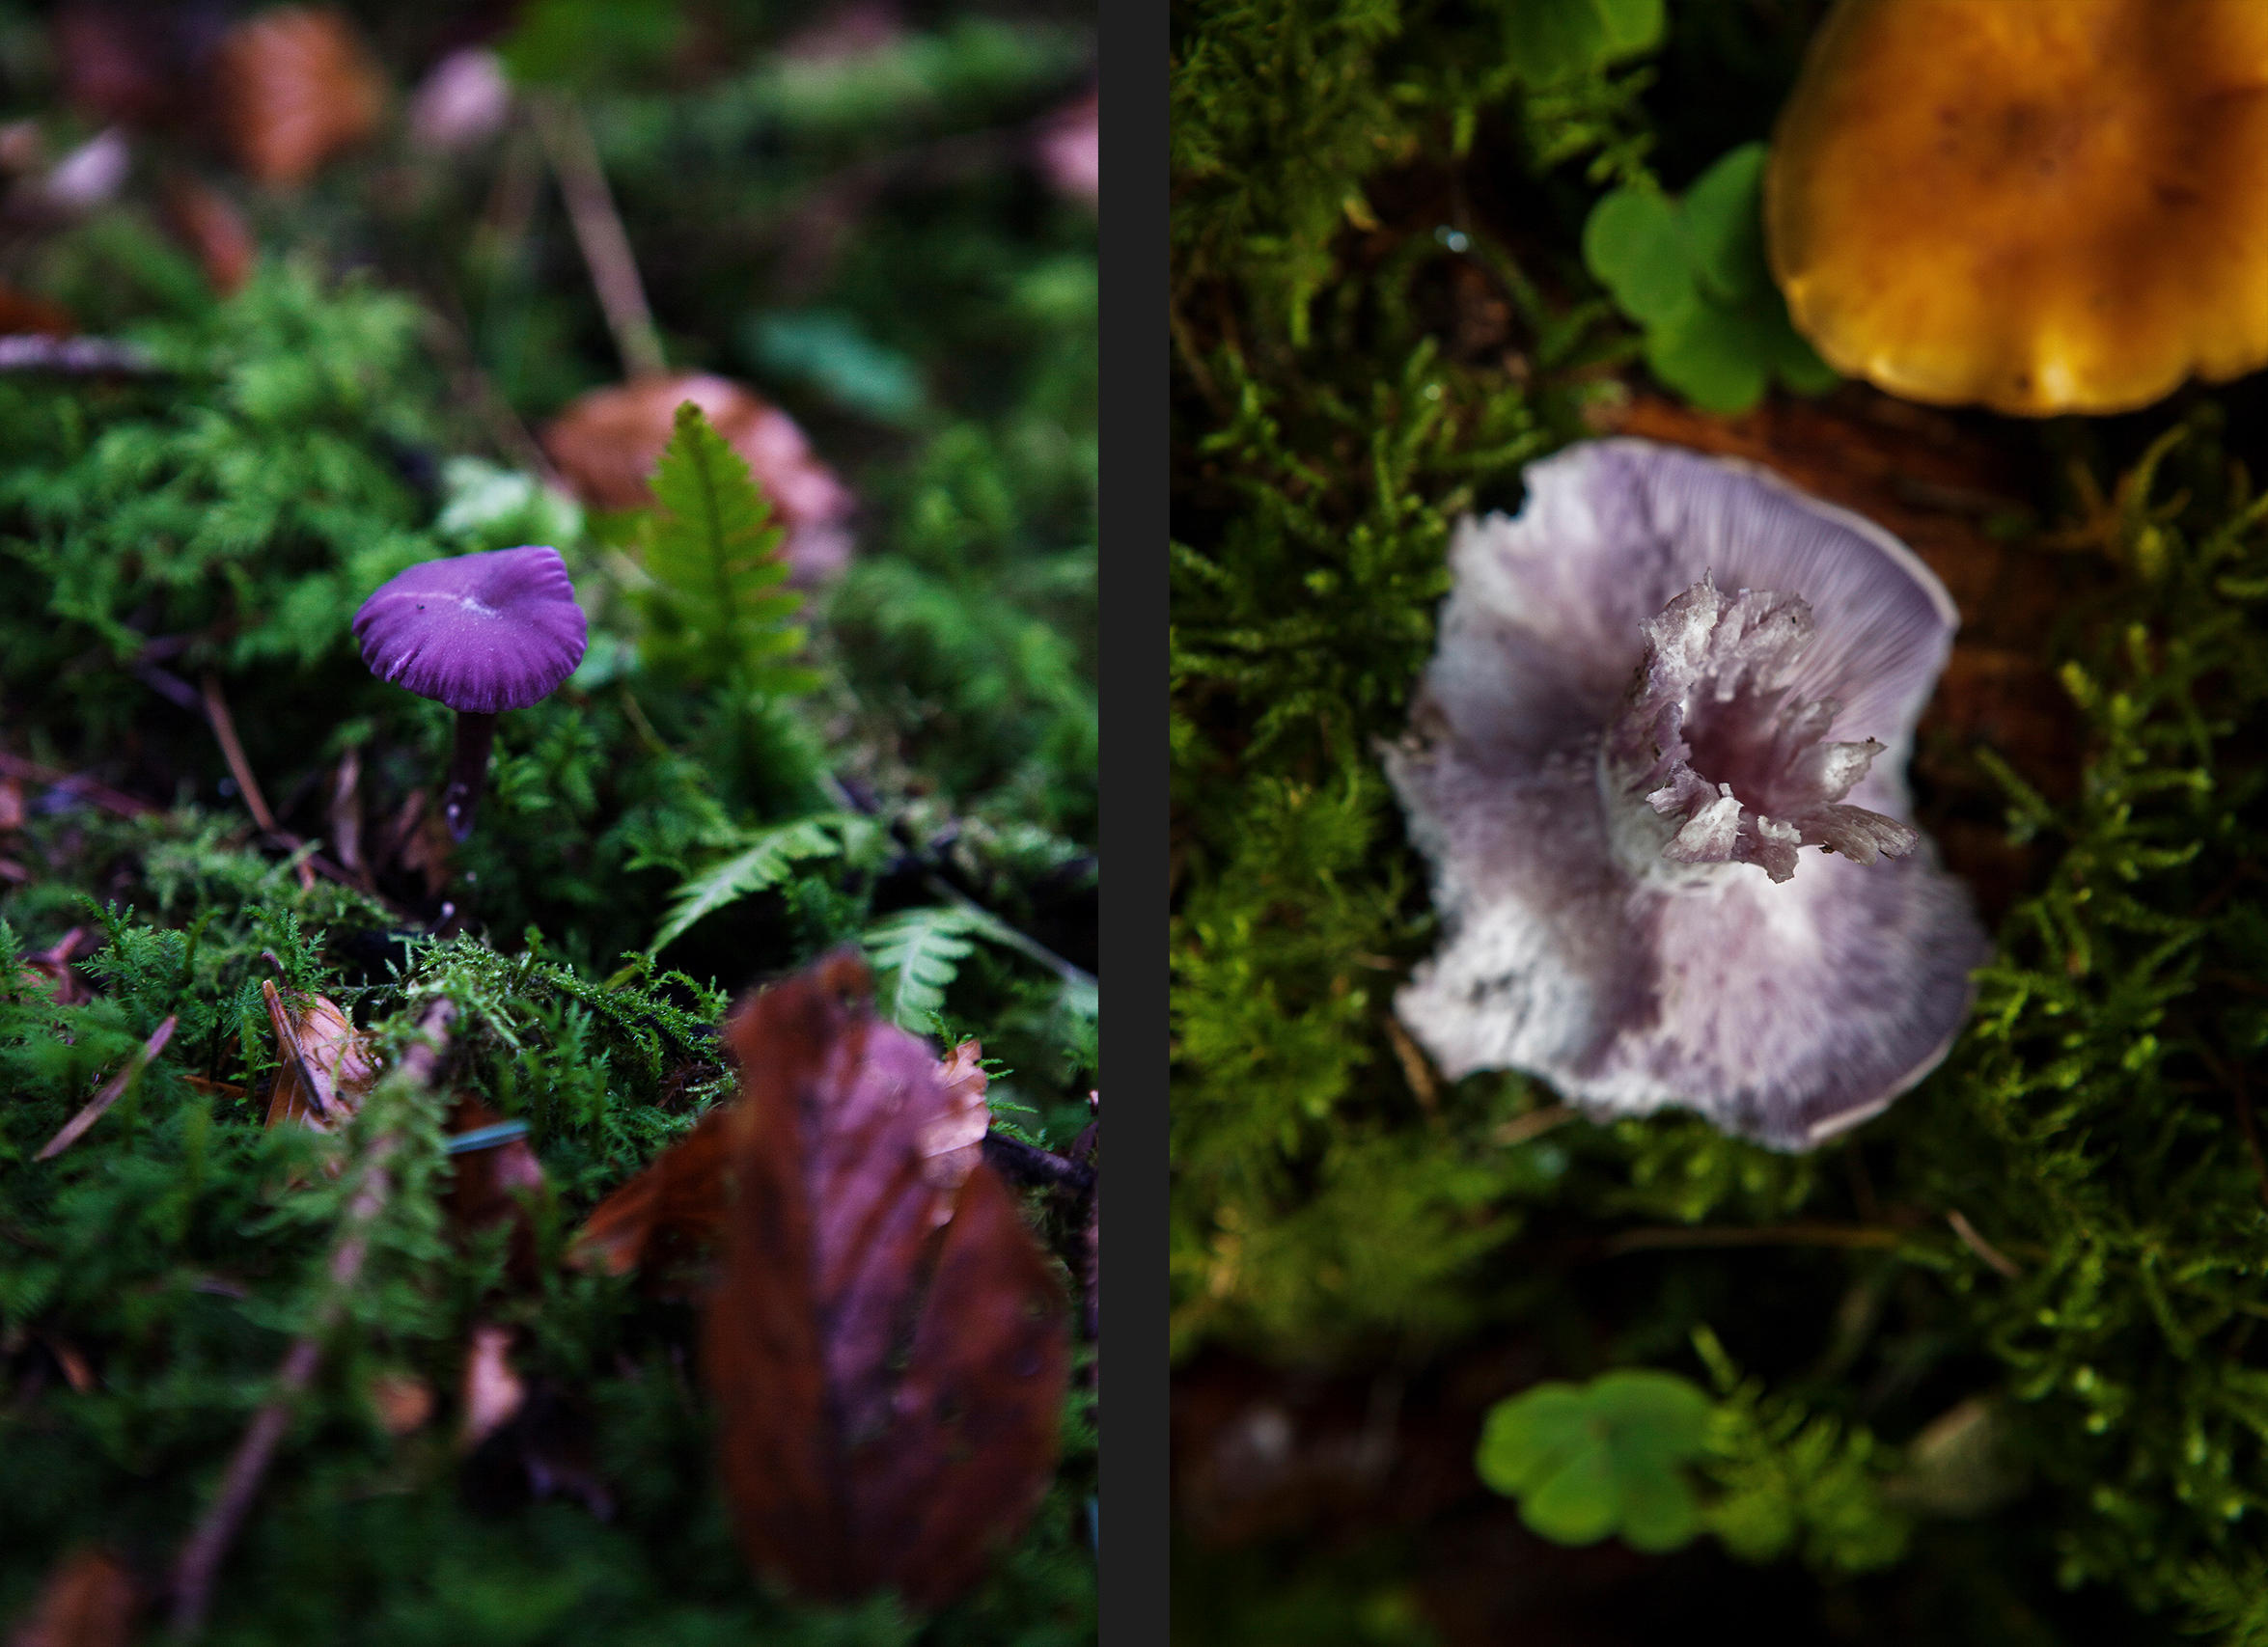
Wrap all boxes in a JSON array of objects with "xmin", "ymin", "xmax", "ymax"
[{"xmin": 1766, "ymin": 0, "xmax": 2268, "ymax": 415}]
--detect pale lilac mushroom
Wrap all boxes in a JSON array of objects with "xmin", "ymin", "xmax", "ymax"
[
  {"xmin": 1386, "ymin": 440, "xmax": 1988, "ymax": 1150},
  {"xmin": 353, "ymin": 546, "xmax": 587, "ymax": 842}
]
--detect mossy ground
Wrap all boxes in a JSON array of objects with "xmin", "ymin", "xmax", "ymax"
[{"xmin": 0, "ymin": 5, "xmax": 1095, "ymax": 1641}]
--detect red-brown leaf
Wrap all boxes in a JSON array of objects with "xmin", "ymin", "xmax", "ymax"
[
  {"xmin": 567, "ymin": 1105, "xmax": 734, "ymax": 1278},
  {"xmin": 850, "ymin": 1163, "xmax": 1072, "ymax": 1608},
  {"xmin": 367, "ymin": 1368, "xmax": 434, "ymax": 1438},
  {"xmin": 7, "ymin": 1547, "xmax": 137, "ymax": 1647},
  {"xmin": 540, "ymin": 373, "xmax": 856, "ymax": 585},
  {"xmin": 701, "ymin": 952, "xmax": 1067, "ymax": 1609},
  {"xmin": 210, "ymin": 8, "xmax": 385, "ymax": 189}
]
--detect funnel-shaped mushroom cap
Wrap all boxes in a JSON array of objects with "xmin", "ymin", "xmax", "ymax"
[
  {"xmin": 1767, "ymin": 0, "xmax": 2268, "ymax": 415},
  {"xmin": 353, "ymin": 545, "xmax": 587, "ymax": 713},
  {"xmin": 1387, "ymin": 441, "xmax": 1988, "ymax": 1149}
]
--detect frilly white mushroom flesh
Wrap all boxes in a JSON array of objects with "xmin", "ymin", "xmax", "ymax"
[{"xmin": 1386, "ymin": 439, "xmax": 1989, "ymax": 1150}]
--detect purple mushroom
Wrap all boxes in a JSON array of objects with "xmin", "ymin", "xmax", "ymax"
[
  {"xmin": 1385, "ymin": 440, "xmax": 1989, "ymax": 1150},
  {"xmin": 352, "ymin": 545, "xmax": 587, "ymax": 842}
]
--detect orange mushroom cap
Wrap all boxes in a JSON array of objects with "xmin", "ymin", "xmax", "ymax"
[{"xmin": 1766, "ymin": 0, "xmax": 2268, "ymax": 416}]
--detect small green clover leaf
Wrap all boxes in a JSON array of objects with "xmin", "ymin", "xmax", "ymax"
[
  {"xmin": 1476, "ymin": 1370, "xmax": 1715, "ymax": 1552},
  {"xmin": 1583, "ymin": 142, "xmax": 1839, "ymax": 413}
]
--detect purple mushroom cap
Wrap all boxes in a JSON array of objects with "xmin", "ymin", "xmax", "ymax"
[
  {"xmin": 353, "ymin": 546, "xmax": 588, "ymax": 714},
  {"xmin": 1386, "ymin": 440, "xmax": 1989, "ymax": 1151}
]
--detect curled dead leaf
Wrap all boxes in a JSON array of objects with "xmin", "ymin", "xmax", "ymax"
[
  {"xmin": 923, "ymin": 1038, "xmax": 991, "ymax": 1223},
  {"xmin": 211, "ymin": 8, "xmax": 385, "ymax": 189},
  {"xmin": 261, "ymin": 979, "xmax": 377, "ymax": 1133},
  {"xmin": 702, "ymin": 951, "xmax": 1067, "ymax": 1610},
  {"xmin": 7, "ymin": 1546, "xmax": 137, "ymax": 1647},
  {"xmin": 567, "ymin": 1106, "xmax": 733, "ymax": 1279},
  {"xmin": 540, "ymin": 373, "xmax": 856, "ymax": 584}
]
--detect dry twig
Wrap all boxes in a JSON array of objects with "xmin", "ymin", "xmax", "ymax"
[
  {"xmin": 530, "ymin": 96, "xmax": 665, "ymax": 378},
  {"xmin": 35, "ymin": 1016, "xmax": 177, "ymax": 1160},
  {"xmin": 167, "ymin": 998, "xmax": 457, "ymax": 1639}
]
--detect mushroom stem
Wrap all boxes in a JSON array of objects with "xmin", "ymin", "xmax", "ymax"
[{"xmin": 441, "ymin": 711, "xmax": 498, "ymax": 842}]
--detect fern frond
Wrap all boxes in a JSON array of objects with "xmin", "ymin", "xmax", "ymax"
[
  {"xmin": 649, "ymin": 815, "xmax": 861, "ymax": 953},
  {"xmin": 637, "ymin": 402, "xmax": 816, "ymax": 697},
  {"xmin": 862, "ymin": 905, "xmax": 984, "ymax": 1029}
]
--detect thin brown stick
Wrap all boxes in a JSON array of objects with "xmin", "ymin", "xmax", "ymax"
[
  {"xmin": 0, "ymin": 751, "xmax": 153, "ymax": 816},
  {"xmin": 199, "ymin": 674, "xmax": 277, "ymax": 834},
  {"xmin": 1946, "ymin": 1209, "xmax": 2024, "ymax": 1279},
  {"xmin": 1494, "ymin": 1105, "xmax": 1575, "ymax": 1148},
  {"xmin": 1383, "ymin": 1016, "xmax": 1438, "ymax": 1116},
  {"xmin": 419, "ymin": 307, "xmax": 560, "ymax": 484},
  {"xmin": 531, "ymin": 95, "xmax": 665, "ymax": 378},
  {"xmin": 1603, "ymin": 1221, "xmax": 1906, "ymax": 1256},
  {"xmin": 35, "ymin": 1016, "xmax": 177, "ymax": 1160},
  {"xmin": 167, "ymin": 999, "xmax": 457, "ymax": 1639}
]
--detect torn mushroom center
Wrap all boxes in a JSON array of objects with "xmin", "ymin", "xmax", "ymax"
[{"xmin": 1599, "ymin": 576, "xmax": 1919, "ymax": 886}]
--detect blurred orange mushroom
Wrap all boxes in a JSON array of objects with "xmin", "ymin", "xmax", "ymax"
[{"xmin": 1766, "ymin": 0, "xmax": 2268, "ymax": 415}]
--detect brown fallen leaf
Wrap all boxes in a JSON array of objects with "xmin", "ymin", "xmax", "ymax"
[
  {"xmin": 922, "ymin": 1038, "xmax": 991, "ymax": 1222},
  {"xmin": 261, "ymin": 979, "xmax": 378, "ymax": 1133},
  {"xmin": 541, "ymin": 373, "xmax": 857, "ymax": 585},
  {"xmin": 568, "ymin": 1106, "xmax": 733, "ymax": 1278},
  {"xmin": 210, "ymin": 8, "xmax": 386, "ymax": 189},
  {"xmin": 367, "ymin": 1369, "xmax": 434, "ymax": 1437},
  {"xmin": 570, "ymin": 1036, "xmax": 987, "ymax": 1272},
  {"xmin": 7, "ymin": 1545, "xmax": 137, "ymax": 1647},
  {"xmin": 703, "ymin": 951, "xmax": 1067, "ymax": 1610}
]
